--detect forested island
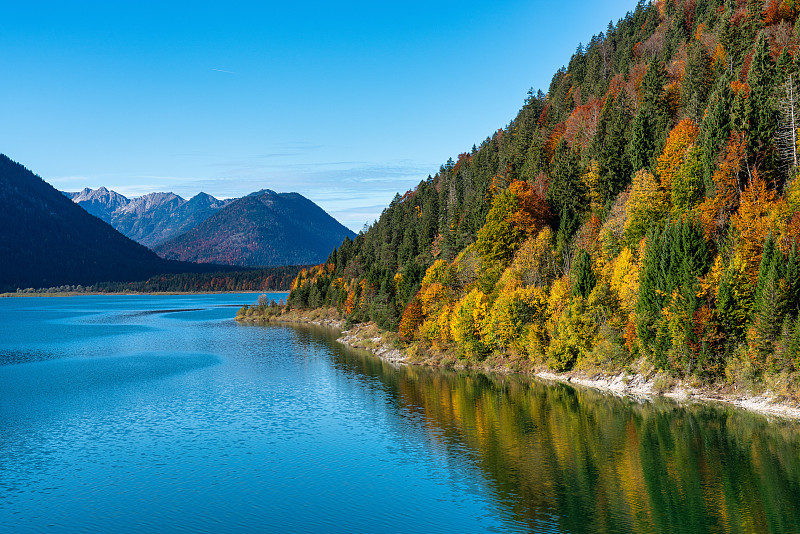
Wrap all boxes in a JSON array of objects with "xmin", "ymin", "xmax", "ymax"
[{"xmin": 249, "ymin": 0, "xmax": 800, "ymax": 403}]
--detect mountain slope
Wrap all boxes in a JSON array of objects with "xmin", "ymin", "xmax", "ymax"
[
  {"xmin": 285, "ymin": 0, "xmax": 800, "ymax": 391},
  {"xmin": 154, "ymin": 189, "xmax": 355, "ymax": 266},
  {"xmin": 110, "ymin": 192, "xmax": 187, "ymax": 247},
  {"xmin": 157, "ymin": 192, "xmax": 231, "ymax": 246},
  {"xmin": 0, "ymin": 155, "xmax": 214, "ymax": 291}
]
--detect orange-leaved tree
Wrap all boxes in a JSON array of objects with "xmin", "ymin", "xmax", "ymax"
[
  {"xmin": 656, "ymin": 118, "xmax": 700, "ymax": 190},
  {"xmin": 729, "ymin": 172, "xmax": 783, "ymax": 284}
]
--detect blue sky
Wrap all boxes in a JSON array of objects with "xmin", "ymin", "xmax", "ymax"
[{"xmin": 1, "ymin": 0, "xmax": 638, "ymax": 231}]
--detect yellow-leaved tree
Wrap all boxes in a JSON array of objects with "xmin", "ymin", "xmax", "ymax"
[
  {"xmin": 729, "ymin": 173, "xmax": 783, "ymax": 283},
  {"xmin": 481, "ymin": 286, "xmax": 546, "ymax": 355},
  {"xmin": 624, "ymin": 169, "xmax": 669, "ymax": 245},
  {"xmin": 450, "ymin": 289, "xmax": 489, "ymax": 360}
]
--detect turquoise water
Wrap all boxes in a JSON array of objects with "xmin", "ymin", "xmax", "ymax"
[{"xmin": 1, "ymin": 295, "xmax": 799, "ymax": 533}]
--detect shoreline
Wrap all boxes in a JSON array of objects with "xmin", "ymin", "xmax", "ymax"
[
  {"xmin": 238, "ymin": 308, "xmax": 800, "ymax": 422},
  {"xmin": 0, "ymin": 290, "xmax": 290, "ymax": 298}
]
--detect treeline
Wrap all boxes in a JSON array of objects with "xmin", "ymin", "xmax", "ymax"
[
  {"xmin": 289, "ymin": 0, "xmax": 800, "ymax": 391},
  {"xmin": 10, "ymin": 265, "xmax": 304, "ymax": 294}
]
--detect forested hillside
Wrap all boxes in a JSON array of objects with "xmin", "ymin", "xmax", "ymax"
[{"xmin": 288, "ymin": 0, "xmax": 800, "ymax": 388}]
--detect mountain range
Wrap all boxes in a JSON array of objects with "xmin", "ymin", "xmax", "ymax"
[
  {"xmin": 64, "ymin": 188, "xmax": 231, "ymax": 248},
  {"xmin": 64, "ymin": 186, "xmax": 356, "ymax": 268}
]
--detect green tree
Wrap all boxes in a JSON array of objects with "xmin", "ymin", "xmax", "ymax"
[
  {"xmin": 746, "ymin": 31, "xmax": 779, "ymax": 182},
  {"xmin": 698, "ymin": 77, "xmax": 733, "ymax": 195},
  {"xmin": 671, "ymin": 146, "xmax": 705, "ymax": 212},
  {"xmin": 598, "ymin": 90, "xmax": 633, "ymax": 205},
  {"xmin": 572, "ymin": 250, "xmax": 596, "ymax": 299},
  {"xmin": 547, "ymin": 140, "xmax": 586, "ymax": 247},
  {"xmin": 629, "ymin": 59, "xmax": 670, "ymax": 171},
  {"xmin": 682, "ymin": 43, "xmax": 712, "ymax": 122}
]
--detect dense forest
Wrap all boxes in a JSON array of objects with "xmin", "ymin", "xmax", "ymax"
[
  {"xmin": 288, "ymin": 0, "xmax": 800, "ymax": 391},
  {"xmin": 9, "ymin": 266, "xmax": 304, "ymax": 294}
]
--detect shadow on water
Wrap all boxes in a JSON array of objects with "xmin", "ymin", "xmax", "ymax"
[{"xmin": 283, "ymin": 323, "xmax": 800, "ymax": 534}]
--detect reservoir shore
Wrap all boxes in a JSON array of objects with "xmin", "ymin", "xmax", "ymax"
[{"xmin": 237, "ymin": 306, "xmax": 800, "ymax": 421}]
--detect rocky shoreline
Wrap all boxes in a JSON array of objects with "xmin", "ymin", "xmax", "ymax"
[{"xmin": 237, "ymin": 309, "xmax": 800, "ymax": 421}]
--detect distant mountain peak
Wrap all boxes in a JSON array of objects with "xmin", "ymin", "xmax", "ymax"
[
  {"xmin": 249, "ymin": 188, "xmax": 278, "ymax": 197},
  {"xmin": 154, "ymin": 190, "xmax": 355, "ymax": 267}
]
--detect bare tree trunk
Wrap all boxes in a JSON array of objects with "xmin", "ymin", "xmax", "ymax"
[{"xmin": 776, "ymin": 74, "xmax": 799, "ymax": 184}]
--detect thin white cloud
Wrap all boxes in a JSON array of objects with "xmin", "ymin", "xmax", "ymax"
[{"xmin": 211, "ymin": 68, "xmax": 237, "ymax": 74}]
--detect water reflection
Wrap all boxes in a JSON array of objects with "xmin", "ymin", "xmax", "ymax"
[{"xmin": 287, "ymin": 324, "xmax": 800, "ymax": 534}]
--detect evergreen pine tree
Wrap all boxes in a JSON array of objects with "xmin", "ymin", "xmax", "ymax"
[
  {"xmin": 682, "ymin": 43, "xmax": 712, "ymax": 122},
  {"xmin": 547, "ymin": 140, "xmax": 585, "ymax": 238},
  {"xmin": 786, "ymin": 244, "xmax": 800, "ymax": 317},
  {"xmin": 628, "ymin": 111, "xmax": 652, "ymax": 172},
  {"xmin": 717, "ymin": 260, "xmax": 751, "ymax": 342},
  {"xmin": 636, "ymin": 226, "xmax": 662, "ymax": 352},
  {"xmin": 629, "ymin": 59, "xmax": 670, "ymax": 170},
  {"xmin": 572, "ymin": 250, "xmax": 596, "ymax": 299},
  {"xmin": 598, "ymin": 90, "xmax": 633, "ymax": 205},
  {"xmin": 698, "ymin": 77, "xmax": 733, "ymax": 195},
  {"xmin": 747, "ymin": 31, "xmax": 779, "ymax": 183}
]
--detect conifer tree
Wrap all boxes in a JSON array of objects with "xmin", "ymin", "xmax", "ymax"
[
  {"xmin": 698, "ymin": 77, "xmax": 733, "ymax": 195},
  {"xmin": 746, "ymin": 31, "xmax": 779, "ymax": 183},
  {"xmin": 572, "ymin": 250, "xmax": 596, "ymax": 299},
  {"xmin": 598, "ymin": 90, "xmax": 633, "ymax": 205},
  {"xmin": 717, "ymin": 255, "xmax": 753, "ymax": 343},
  {"xmin": 636, "ymin": 226, "xmax": 663, "ymax": 353},
  {"xmin": 547, "ymin": 140, "xmax": 585, "ymax": 244},
  {"xmin": 719, "ymin": 0, "xmax": 757, "ymax": 71},
  {"xmin": 628, "ymin": 59, "xmax": 670, "ymax": 171},
  {"xmin": 750, "ymin": 243, "xmax": 788, "ymax": 368},
  {"xmin": 786, "ymin": 244, "xmax": 800, "ymax": 317},
  {"xmin": 628, "ymin": 112, "xmax": 652, "ymax": 173},
  {"xmin": 682, "ymin": 43, "xmax": 712, "ymax": 122}
]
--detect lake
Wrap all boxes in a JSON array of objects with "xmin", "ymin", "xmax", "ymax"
[{"xmin": 1, "ymin": 294, "xmax": 799, "ymax": 533}]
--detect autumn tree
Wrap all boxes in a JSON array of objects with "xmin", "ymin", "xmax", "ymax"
[
  {"xmin": 624, "ymin": 169, "xmax": 669, "ymax": 245},
  {"xmin": 656, "ymin": 119, "xmax": 700, "ymax": 189}
]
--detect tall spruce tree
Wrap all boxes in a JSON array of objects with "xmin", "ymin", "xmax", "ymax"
[
  {"xmin": 746, "ymin": 31, "xmax": 779, "ymax": 183},
  {"xmin": 572, "ymin": 250, "xmax": 596, "ymax": 299},
  {"xmin": 629, "ymin": 59, "xmax": 669, "ymax": 172},
  {"xmin": 698, "ymin": 76, "xmax": 733, "ymax": 195},
  {"xmin": 751, "ymin": 235, "xmax": 788, "ymax": 367},
  {"xmin": 682, "ymin": 43, "xmax": 712, "ymax": 122},
  {"xmin": 547, "ymin": 140, "xmax": 585, "ymax": 245},
  {"xmin": 598, "ymin": 89, "xmax": 633, "ymax": 206}
]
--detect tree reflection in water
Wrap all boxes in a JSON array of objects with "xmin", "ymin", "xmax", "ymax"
[{"xmin": 293, "ymin": 325, "xmax": 800, "ymax": 534}]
